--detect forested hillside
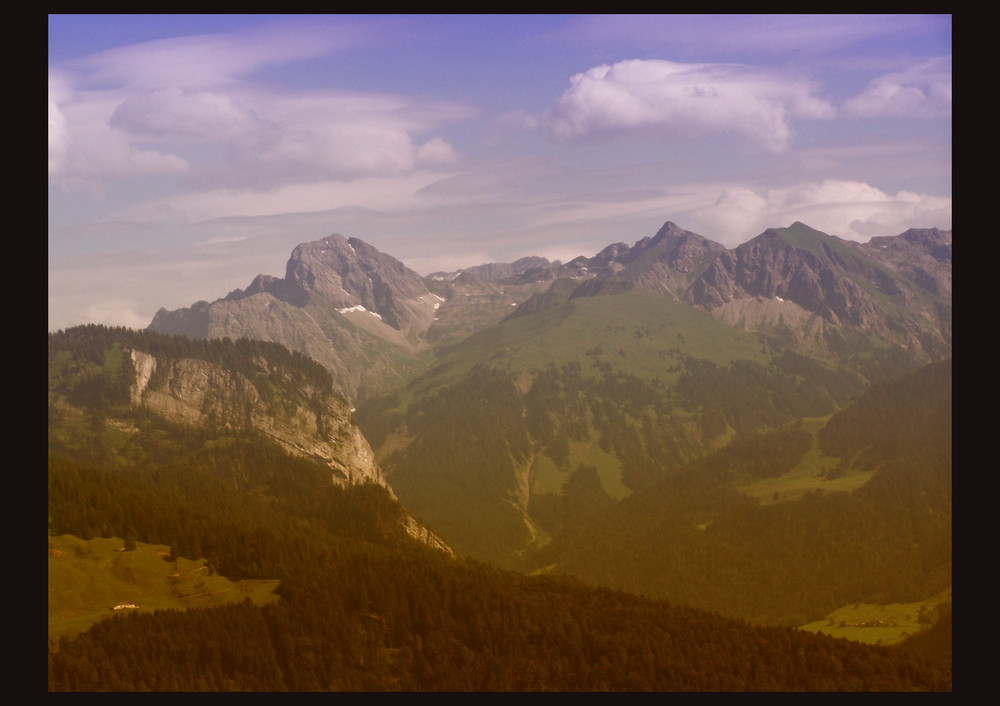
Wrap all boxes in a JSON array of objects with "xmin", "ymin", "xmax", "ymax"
[
  {"xmin": 356, "ymin": 284, "xmax": 927, "ymax": 567},
  {"xmin": 526, "ymin": 359, "xmax": 952, "ymax": 627},
  {"xmin": 47, "ymin": 449, "xmax": 949, "ymax": 691},
  {"xmin": 47, "ymin": 326, "xmax": 950, "ymax": 691}
]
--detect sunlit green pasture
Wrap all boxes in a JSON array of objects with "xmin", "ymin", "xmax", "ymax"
[
  {"xmin": 48, "ymin": 534, "xmax": 279, "ymax": 648},
  {"xmin": 531, "ymin": 437, "xmax": 630, "ymax": 501},
  {"xmin": 799, "ymin": 587, "xmax": 952, "ymax": 645},
  {"xmin": 738, "ymin": 417, "xmax": 875, "ymax": 505}
]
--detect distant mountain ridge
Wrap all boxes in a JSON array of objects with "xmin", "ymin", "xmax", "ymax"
[
  {"xmin": 430, "ymin": 255, "xmax": 556, "ymax": 283},
  {"xmin": 149, "ymin": 234, "xmax": 449, "ymax": 400},
  {"xmin": 148, "ymin": 221, "xmax": 951, "ymax": 401}
]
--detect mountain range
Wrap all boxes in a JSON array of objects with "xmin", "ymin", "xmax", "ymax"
[
  {"xmin": 148, "ymin": 221, "xmax": 951, "ymax": 403},
  {"xmin": 49, "ymin": 219, "xmax": 952, "ymax": 690},
  {"xmin": 146, "ymin": 221, "xmax": 950, "ymax": 567}
]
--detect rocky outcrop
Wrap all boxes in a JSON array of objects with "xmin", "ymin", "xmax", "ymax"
[
  {"xmin": 126, "ymin": 348, "xmax": 452, "ymax": 554},
  {"xmin": 129, "ymin": 349, "xmax": 385, "ymax": 488},
  {"xmin": 683, "ymin": 222, "xmax": 952, "ymax": 360}
]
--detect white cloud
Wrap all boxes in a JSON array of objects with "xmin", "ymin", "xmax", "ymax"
[
  {"xmin": 685, "ymin": 179, "xmax": 951, "ymax": 246},
  {"xmin": 109, "ymin": 87, "xmax": 265, "ymax": 142},
  {"xmin": 49, "ymin": 25, "xmax": 472, "ymax": 194},
  {"xmin": 534, "ymin": 59, "xmax": 835, "ymax": 151},
  {"xmin": 416, "ymin": 137, "xmax": 459, "ymax": 167},
  {"xmin": 843, "ymin": 56, "xmax": 951, "ymax": 119},
  {"xmin": 49, "ymin": 93, "xmax": 190, "ymax": 185}
]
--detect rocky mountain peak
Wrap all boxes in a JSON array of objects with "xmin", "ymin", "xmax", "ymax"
[
  {"xmin": 591, "ymin": 221, "xmax": 726, "ymax": 298},
  {"xmin": 860, "ymin": 227, "xmax": 952, "ymax": 298},
  {"xmin": 690, "ymin": 224, "xmax": 869, "ymax": 314},
  {"xmin": 650, "ymin": 220, "xmax": 689, "ymax": 242},
  {"xmin": 283, "ymin": 235, "xmax": 430, "ymax": 328},
  {"xmin": 683, "ymin": 223, "xmax": 951, "ymax": 358}
]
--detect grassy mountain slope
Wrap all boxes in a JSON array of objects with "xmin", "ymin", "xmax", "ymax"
[
  {"xmin": 48, "ymin": 534, "xmax": 280, "ymax": 647},
  {"xmin": 356, "ymin": 283, "xmax": 882, "ymax": 567}
]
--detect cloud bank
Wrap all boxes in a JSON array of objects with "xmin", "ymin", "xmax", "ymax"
[
  {"xmin": 48, "ymin": 27, "xmax": 471, "ymax": 196},
  {"xmin": 684, "ymin": 179, "xmax": 951, "ymax": 247}
]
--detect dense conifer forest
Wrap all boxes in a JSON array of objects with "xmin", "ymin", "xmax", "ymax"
[
  {"xmin": 525, "ymin": 360, "xmax": 952, "ymax": 626},
  {"xmin": 48, "ymin": 448, "xmax": 949, "ymax": 691}
]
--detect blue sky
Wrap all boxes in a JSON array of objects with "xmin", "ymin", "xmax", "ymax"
[{"xmin": 48, "ymin": 14, "xmax": 951, "ymax": 331}]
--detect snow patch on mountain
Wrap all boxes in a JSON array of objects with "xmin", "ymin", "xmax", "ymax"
[{"xmin": 338, "ymin": 304, "xmax": 383, "ymax": 320}]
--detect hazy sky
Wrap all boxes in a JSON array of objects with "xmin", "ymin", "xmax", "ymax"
[{"xmin": 49, "ymin": 14, "xmax": 951, "ymax": 331}]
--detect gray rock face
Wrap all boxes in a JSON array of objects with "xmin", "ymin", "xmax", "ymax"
[
  {"xmin": 681, "ymin": 222, "xmax": 951, "ymax": 359},
  {"xmin": 283, "ymin": 235, "xmax": 431, "ymax": 329},
  {"xmin": 126, "ymin": 348, "xmax": 453, "ymax": 554},
  {"xmin": 149, "ymin": 235, "xmax": 444, "ymax": 401},
  {"xmin": 129, "ymin": 349, "xmax": 385, "ymax": 488},
  {"xmin": 450, "ymin": 256, "xmax": 554, "ymax": 283},
  {"xmin": 612, "ymin": 222, "xmax": 728, "ymax": 297},
  {"xmin": 860, "ymin": 227, "xmax": 952, "ymax": 298}
]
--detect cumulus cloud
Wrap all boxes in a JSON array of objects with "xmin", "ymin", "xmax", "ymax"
[
  {"xmin": 685, "ymin": 179, "xmax": 951, "ymax": 246},
  {"xmin": 843, "ymin": 56, "xmax": 951, "ymax": 119},
  {"xmin": 48, "ymin": 79, "xmax": 190, "ymax": 185},
  {"xmin": 533, "ymin": 59, "xmax": 835, "ymax": 151}
]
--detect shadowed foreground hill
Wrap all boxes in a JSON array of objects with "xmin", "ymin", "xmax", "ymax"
[{"xmin": 48, "ymin": 491, "xmax": 950, "ymax": 692}]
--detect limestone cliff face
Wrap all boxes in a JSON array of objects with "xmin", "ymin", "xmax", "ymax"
[
  {"xmin": 127, "ymin": 349, "xmax": 452, "ymax": 554},
  {"xmin": 130, "ymin": 349, "xmax": 385, "ymax": 488}
]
